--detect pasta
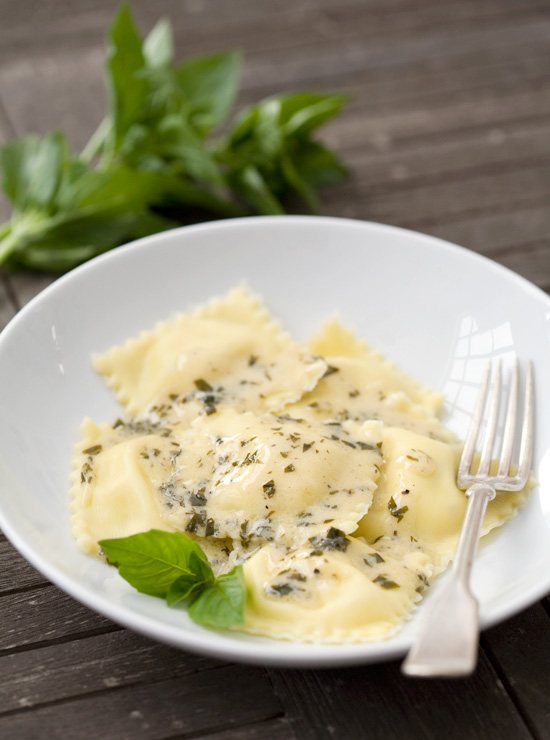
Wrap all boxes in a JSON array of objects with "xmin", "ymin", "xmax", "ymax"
[{"xmin": 71, "ymin": 285, "xmax": 532, "ymax": 642}]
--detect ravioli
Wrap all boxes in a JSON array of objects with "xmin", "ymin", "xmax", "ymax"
[
  {"xmin": 309, "ymin": 317, "xmax": 444, "ymax": 416},
  {"xmin": 287, "ymin": 317, "xmax": 453, "ymax": 442},
  {"xmin": 70, "ymin": 418, "xmax": 176, "ymax": 557},
  {"xmin": 290, "ymin": 355, "xmax": 454, "ymax": 442},
  {"xmin": 93, "ymin": 286, "xmax": 326, "ymax": 424},
  {"xmin": 355, "ymin": 425, "xmax": 532, "ymax": 573},
  {"xmin": 241, "ymin": 535, "xmax": 432, "ymax": 642},
  {"xmin": 154, "ymin": 408, "xmax": 382, "ymax": 553},
  {"xmin": 71, "ymin": 288, "xmax": 533, "ymax": 644}
]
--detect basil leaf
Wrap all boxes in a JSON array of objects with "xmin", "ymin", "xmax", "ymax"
[
  {"xmin": 99, "ymin": 529, "xmax": 213, "ymax": 599},
  {"xmin": 120, "ymin": 115, "xmax": 224, "ymax": 186},
  {"xmin": 188, "ymin": 566, "xmax": 246, "ymax": 628},
  {"xmin": 279, "ymin": 93, "xmax": 347, "ymax": 137},
  {"xmin": 280, "ymin": 153, "xmax": 319, "ymax": 213},
  {"xmin": 218, "ymin": 91, "xmax": 347, "ymax": 211},
  {"xmin": 292, "ymin": 140, "xmax": 347, "ymax": 189},
  {"xmin": 166, "ymin": 550, "xmax": 214, "ymax": 606},
  {"xmin": 228, "ymin": 165, "xmax": 284, "ymax": 215},
  {"xmin": 177, "ymin": 50, "xmax": 242, "ymax": 136},
  {"xmin": 144, "ymin": 18, "xmax": 174, "ymax": 69},
  {"xmin": 0, "ymin": 6, "xmax": 348, "ymax": 273},
  {"xmin": 1, "ymin": 132, "xmax": 68, "ymax": 212},
  {"xmin": 106, "ymin": 4, "xmax": 149, "ymax": 149},
  {"xmin": 5, "ymin": 209, "xmax": 175, "ymax": 272}
]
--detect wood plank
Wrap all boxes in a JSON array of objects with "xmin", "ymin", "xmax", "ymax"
[
  {"xmin": 0, "ymin": 630, "xmax": 226, "ymax": 712},
  {"xmin": 426, "ymin": 205, "xmax": 550, "ymax": 257},
  {"xmin": 198, "ymin": 718, "xmax": 295, "ymax": 740},
  {"xmin": 238, "ymin": 49, "xmax": 550, "ymax": 113},
  {"xmin": 0, "ymin": 664, "xmax": 283, "ymax": 740},
  {"xmin": 7, "ymin": 272, "xmax": 57, "ymax": 312},
  {"xmin": 1, "ymin": 585, "xmax": 117, "ymax": 652},
  {"xmin": 235, "ymin": 17, "xmax": 550, "ymax": 89},
  {"xmin": 0, "ymin": 46, "xmax": 105, "ymax": 152},
  {"xmin": 325, "ymin": 83, "xmax": 550, "ymax": 152},
  {"xmin": 336, "ymin": 122, "xmax": 550, "ymax": 185},
  {"xmin": 1, "ymin": 0, "xmax": 547, "ymax": 61},
  {"xmin": 0, "ymin": 270, "xmax": 17, "ymax": 330},
  {"xmin": 1, "ymin": 11, "xmax": 549, "ymax": 151},
  {"xmin": 0, "ymin": 111, "xmax": 18, "ymax": 329},
  {"xmin": 0, "ymin": 540, "xmax": 47, "ymax": 595},
  {"xmin": 268, "ymin": 650, "xmax": 533, "ymax": 740},
  {"xmin": 482, "ymin": 603, "xmax": 550, "ymax": 740},
  {"xmin": 324, "ymin": 165, "xmax": 550, "ymax": 228}
]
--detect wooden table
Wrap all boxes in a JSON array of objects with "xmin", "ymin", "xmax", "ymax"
[{"xmin": 1, "ymin": 1, "xmax": 549, "ymax": 738}]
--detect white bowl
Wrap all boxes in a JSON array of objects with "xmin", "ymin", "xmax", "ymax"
[{"xmin": 0, "ymin": 216, "xmax": 549, "ymax": 668}]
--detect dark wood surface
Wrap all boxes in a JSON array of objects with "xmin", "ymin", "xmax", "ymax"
[{"xmin": 1, "ymin": 1, "xmax": 549, "ymax": 738}]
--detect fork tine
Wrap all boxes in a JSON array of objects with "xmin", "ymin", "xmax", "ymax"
[
  {"xmin": 497, "ymin": 361, "xmax": 519, "ymax": 478},
  {"xmin": 477, "ymin": 361, "xmax": 501, "ymax": 477},
  {"xmin": 515, "ymin": 361, "xmax": 535, "ymax": 484},
  {"xmin": 458, "ymin": 362, "xmax": 491, "ymax": 481}
]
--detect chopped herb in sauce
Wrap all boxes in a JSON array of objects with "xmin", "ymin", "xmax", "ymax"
[
  {"xmin": 268, "ymin": 583, "xmax": 293, "ymax": 596},
  {"xmin": 263, "ymin": 480, "xmax": 276, "ymax": 498},
  {"xmin": 364, "ymin": 553, "xmax": 385, "ymax": 567},
  {"xmin": 194, "ymin": 378, "xmax": 213, "ymax": 392},
  {"xmin": 284, "ymin": 464, "xmax": 296, "ymax": 473},
  {"xmin": 241, "ymin": 450, "xmax": 261, "ymax": 465},
  {"xmin": 309, "ymin": 527, "xmax": 349, "ymax": 552},
  {"xmin": 373, "ymin": 575, "xmax": 400, "ymax": 589},
  {"xmin": 388, "ymin": 496, "xmax": 409, "ymax": 522},
  {"xmin": 83, "ymin": 444, "xmax": 102, "ymax": 456},
  {"xmin": 189, "ymin": 492, "xmax": 207, "ymax": 507}
]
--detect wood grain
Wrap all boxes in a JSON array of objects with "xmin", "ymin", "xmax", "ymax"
[
  {"xmin": 0, "ymin": 540, "xmax": 47, "ymax": 595},
  {"xmin": 483, "ymin": 603, "xmax": 550, "ymax": 740},
  {"xmin": 0, "ymin": 1, "xmax": 549, "ymax": 738},
  {"xmin": 268, "ymin": 650, "xmax": 533, "ymax": 740},
  {"xmin": 0, "ymin": 630, "xmax": 227, "ymax": 712},
  {"xmin": 1, "ymin": 585, "xmax": 117, "ymax": 653},
  {"xmin": 0, "ymin": 664, "xmax": 284, "ymax": 740}
]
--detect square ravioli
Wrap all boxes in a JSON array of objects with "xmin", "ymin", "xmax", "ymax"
[
  {"xmin": 240, "ymin": 536, "xmax": 433, "ymax": 643},
  {"xmin": 153, "ymin": 408, "xmax": 382, "ymax": 553},
  {"xmin": 93, "ymin": 285, "xmax": 326, "ymax": 424},
  {"xmin": 71, "ymin": 289, "xmax": 533, "ymax": 645}
]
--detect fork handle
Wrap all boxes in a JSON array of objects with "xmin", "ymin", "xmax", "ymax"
[{"xmin": 402, "ymin": 482, "xmax": 496, "ymax": 677}]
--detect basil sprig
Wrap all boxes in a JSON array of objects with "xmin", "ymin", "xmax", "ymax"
[
  {"xmin": 99, "ymin": 529, "xmax": 246, "ymax": 628},
  {"xmin": 0, "ymin": 4, "xmax": 348, "ymax": 273}
]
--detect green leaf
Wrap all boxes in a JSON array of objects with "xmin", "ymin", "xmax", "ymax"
[
  {"xmin": 280, "ymin": 153, "xmax": 319, "ymax": 212},
  {"xmin": 120, "ymin": 116, "xmax": 224, "ymax": 186},
  {"xmin": 1, "ymin": 132, "xmax": 68, "ymax": 212},
  {"xmin": 4, "ymin": 208, "xmax": 175, "ymax": 272},
  {"xmin": 217, "ymin": 91, "xmax": 348, "ymax": 212},
  {"xmin": 98, "ymin": 529, "xmax": 213, "ymax": 598},
  {"xmin": 188, "ymin": 566, "xmax": 246, "ymax": 628},
  {"xmin": 166, "ymin": 549, "xmax": 213, "ymax": 606},
  {"xmin": 144, "ymin": 18, "xmax": 174, "ymax": 69},
  {"xmin": 292, "ymin": 140, "xmax": 348, "ymax": 189},
  {"xmin": 106, "ymin": 4, "xmax": 149, "ymax": 148},
  {"xmin": 0, "ymin": 6, "xmax": 349, "ymax": 274},
  {"xmin": 177, "ymin": 50, "xmax": 242, "ymax": 135},
  {"xmin": 229, "ymin": 165, "xmax": 284, "ymax": 215},
  {"xmin": 278, "ymin": 93, "xmax": 347, "ymax": 137}
]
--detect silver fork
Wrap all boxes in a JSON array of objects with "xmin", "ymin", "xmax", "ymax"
[{"xmin": 402, "ymin": 360, "xmax": 534, "ymax": 677}]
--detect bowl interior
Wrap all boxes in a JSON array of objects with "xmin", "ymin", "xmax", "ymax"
[{"xmin": 1, "ymin": 215, "xmax": 549, "ymax": 668}]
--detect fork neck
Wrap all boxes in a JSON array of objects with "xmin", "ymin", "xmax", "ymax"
[{"xmin": 451, "ymin": 483, "xmax": 496, "ymax": 586}]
